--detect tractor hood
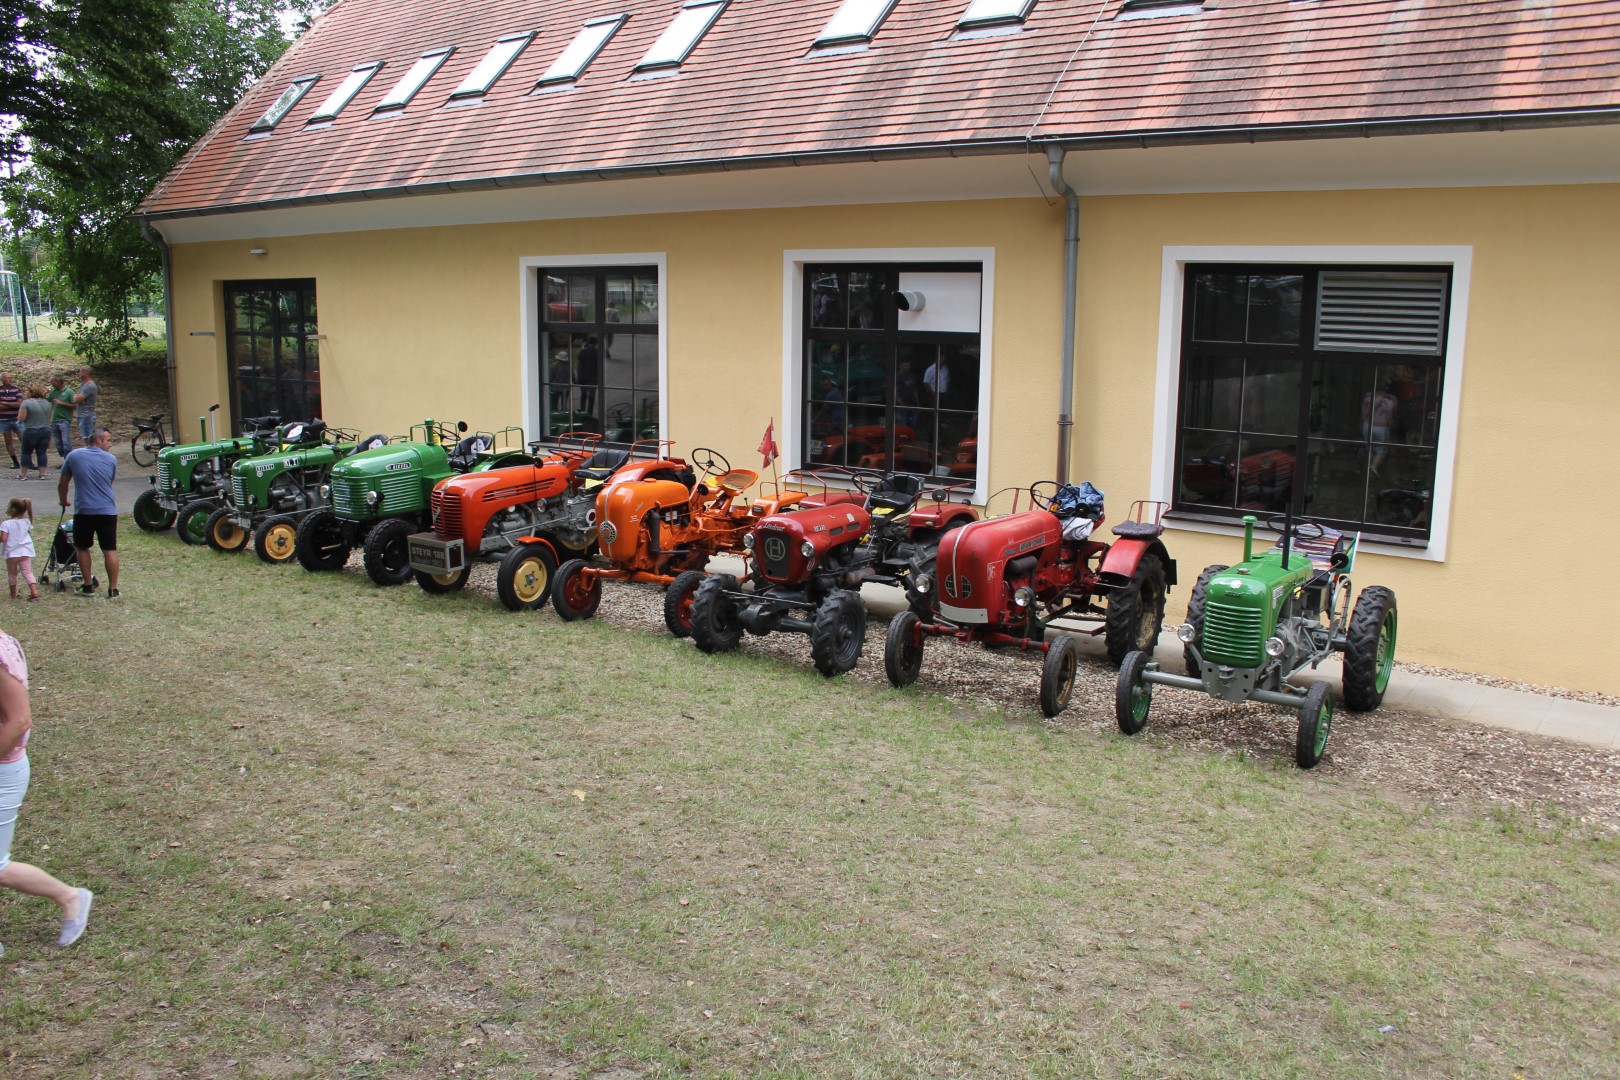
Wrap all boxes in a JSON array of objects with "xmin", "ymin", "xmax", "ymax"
[
  {"xmin": 936, "ymin": 511, "xmax": 1061, "ymax": 625},
  {"xmin": 596, "ymin": 478, "xmax": 691, "ymax": 563},
  {"xmin": 329, "ymin": 440, "xmax": 449, "ymax": 480}
]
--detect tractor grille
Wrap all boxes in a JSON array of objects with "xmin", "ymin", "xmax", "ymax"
[
  {"xmin": 156, "ymin": 459, "xmax": 172, "ymax": 492},
  {"xmin": 231, "ymin": 475, "xmax": 247, "ymax": 508},
  {"xmin": 330, "ymin": 477, "xmax": 366, "ymax": 516},
  {"xmin": 757, "ymin": 530, "xmax": 794, "ymax": 581},
  {"xmin": 433, "ymin": 490, "xmax": 462, "ymax": 539},
  {"xmin": 380, "ymin": 473, "xmax": 421, "ymax": 511},
  {"xmin": 1201, "ymin": 600, "xmax": 1265, "ymax": 667}
]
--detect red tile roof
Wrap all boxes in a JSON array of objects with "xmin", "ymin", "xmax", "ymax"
[{"xmin": 141, "ymin": 0, "xmax": 1620, "ymax": 218}]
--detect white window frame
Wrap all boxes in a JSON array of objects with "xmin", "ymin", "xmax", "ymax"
[
  {"xmin": 635, "ymin": 0, "xmax": 727, "ymax": 71},
  {"xmin": 1152, "ymin": 244, "xmax": 1472, "ymax": 562},
  {"xmin": 375, "ymin": 47, "xmax": 454, "ymax": 112},
  {"xmin": 537, "ymin": 14, "xmax": 627, "ymax": 87},
  {"xmin": 308, "ymin": 62, "xmax": 383, "ymax": 123},
  {"xmin": 958, "ymin": 0, "xmax": 1038, "ymax": 29},
  {"xmin": 815, "ymin": 0, "xmax": 900, "ymax": 46},
  {"xmin": 783, "ymin": 247, "xmax": 996, "ymax": 506},
  {"xmin": 250, "ymin": 76, "xmax": 319, "ymax": 133},
  {"xmin": 519, "ymin": 253, "xmax": 669, "ymax": 446},
  {"xmin": 451, "ymin": 32, "xmax": 535, "ymax": 99}
]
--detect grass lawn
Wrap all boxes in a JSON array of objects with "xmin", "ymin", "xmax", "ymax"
[{"xmin": 2, "ymin": 527, "xmax": 1616, "ymax": 1078}]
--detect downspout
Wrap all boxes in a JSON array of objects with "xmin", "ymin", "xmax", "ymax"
[
  {"xmin": 138, "ymin": 217, "xmax": 179, "ymax": 434},
  {"xmin": 1045, "ymin": 146, "xmax": 1079, "ymax": 485}
]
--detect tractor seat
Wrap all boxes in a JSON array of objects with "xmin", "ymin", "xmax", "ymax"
[
  {"xmin": 354, "ymin": 433, "xmax": 389, "ymax": 453},
  {"xmin": 864, "ymin": 474, "xmax": 925, "ymax": 515},
  {"xmin": 574, "ymin": 448, "xmax": 630, "ymax": 484},
  {"xmin": 448, "ymin": 434, "xmax": 493, "ymax": 470},
  {"xmin": 1111, "ymin": 520, "xmax": 1163, "ymax": 540}
]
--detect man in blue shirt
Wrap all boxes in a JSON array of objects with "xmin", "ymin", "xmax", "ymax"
[{"xmin": 57, "ymin": 428, "xmax": 120, "ymax": 599}]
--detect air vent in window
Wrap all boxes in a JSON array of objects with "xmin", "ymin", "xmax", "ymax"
[{"xmin": 1315, "ymin": 272, "xmax": 1447, "ymax": 356}]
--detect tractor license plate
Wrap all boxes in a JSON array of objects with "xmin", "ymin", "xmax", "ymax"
[{"xmin": 407, "ymin": 533, "xmax": 464, "ymax": 574}]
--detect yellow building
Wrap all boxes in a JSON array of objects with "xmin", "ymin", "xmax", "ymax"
[{"xmin": 140, "ymin": 0, "xmax": 1620, "ymax": 692}]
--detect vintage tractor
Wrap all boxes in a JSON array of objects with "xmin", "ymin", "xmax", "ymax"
[
  {"xmin": 406, "ymin": 434, "xmax": 688, "ymax": 608},
  {"xmin": 294, "ymin": 419, "xmax": 530, "ymax": 586},
  {"xmin": 1114, "ymin": 513, "xmax": 1398, "ymax": 768},
  {"xmin": 201, "ymin": 421, "xmax": 391, "ymax": 561},
  {"xmin": 883, "ymin": 482, "xmax": 1176, "ymax": 717},
  {"xmin": 133, "ymin": 407, "xmax": 287, "ymax": 540},
  {"xmin": 690, "ymin": 469, "xmax": 978, "ymax": 676},
  {"xmin": 549, "ymin": 448, "xmax": 817, "ymax": 636}
]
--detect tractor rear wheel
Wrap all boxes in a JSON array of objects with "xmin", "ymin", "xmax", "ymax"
[
  {"xmin": 883, "ymin": 611, "xmax": 925, "ymax": 688},
  {"xmin": 1115, "ymin": 649, "xmax": 1152, "ymax": 735},
  {"xmin": 1182, "ymin": 564, "xmax": 1228, "ymax": 676},
  {"xmin": 1040, "ymin": 634, "xmax": 1080, "ymax": 717},
  {"xmin": 416, "ymin": 564, "xmax": 472, "ymax": 594},
  {"xmin": 1296, "ymin": 682, "xmax": 1334, "ymax": 768},
  {"xmin": 664, "ymin": 570, "xmax": 705, "ymax": 638},
  {"xmin": 362, "ymin": 518, "xmax": 414, "ymax": 586},
  {"xmin": 204, "ymin": 507, "xmax": 250, "ymax": 554},
  {"xmin": 133, "ymin": 488, "xmax": 174, "ymax": 532},
  {"xmin": 691, "ymin": 575, "xmax": 742, "ymax": 653},
  {"xmin": 551, "ymin": 558, "xmax": 602, "ymax": 621},
  {"xmin": 810, "ymin": 590, "xmax": 867, "ymax": 677},
  {"xmin": 176, "ymin": 500, "xmax": 214, "ymax": 545},
  {"xmin": 1342, "ymin": 586, "xmax": 1397, "ymax": 711},
  {"xmin": 295, "ymin": 510, "xmax": 350, "ymax": 572},
  {"xmin": 1104, "ymin": 553, "xmax": 1167, "ymax": 666},
  {"xmin": 496, "ymin": 542, "xmax": 555, "ymax": 609},
  {"xmin": 254, "ymin": 515, "xmax": 300, "ymax": 564}
]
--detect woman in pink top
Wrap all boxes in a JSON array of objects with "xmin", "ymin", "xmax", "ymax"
[{"xmin": 0, "ymin": 630, "xmax": 92, "ymax": 954}]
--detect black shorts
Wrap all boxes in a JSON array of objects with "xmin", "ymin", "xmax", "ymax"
[{"xmin": 72, "ymin": 514, "xmax": 118, "ymax": 552}]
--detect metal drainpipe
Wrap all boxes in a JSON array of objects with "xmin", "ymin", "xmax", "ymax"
[
  {"xmin": 138, "ymin": 217, "xmax": 179, "ymax": 433},
  {"xmin": 1045, "ymin": 146, "xmax": 1079, "ymax": 485}
]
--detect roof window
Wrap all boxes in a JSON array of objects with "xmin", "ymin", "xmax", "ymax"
[
  {"xmin": 375, "ymin": 47, "xmax": 454, "ymax": 112},
  {"xmin": 307, "ymin": 62, "xmax": 383, "ymax": 123},
  {"xmin": 537, "ymin": 15, "xmax": 627, "ymax": 86},
  {"xmin": 451, "ymin": 32, "xmax": 536, "ymax": 99},
  {"xmin": 635, "ymin": 0, "xmax": 727, "ymax": 72},
  {"xmin": 957, "ymin": 0, "xmax": 1037, "ymax": 29},
  {"xmin": 815, "ymin": 0, "xmax": 899, "ymax": 46},
  {"xmin": 1116, "ymin": 0, "xmax": 1204, "ymax": 17},
  {"xmin": 249, "ymin": 76, "xmax": 318, "ymax": 133}
]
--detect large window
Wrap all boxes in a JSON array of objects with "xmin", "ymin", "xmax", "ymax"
[
  {"xmin": 803, "ymin": 263, "xmax": 981, "ymax": 491},
  {"xmin": 1174, "ymin": 265, "xmax": 1449, "ymax": 543},
  {"xmin": 224, "ymin": 280, "xmax": 320, "ymax": 431},
  {"xmin": 539, "ymin": 268, "xmax": 660, "ymax": 445}
]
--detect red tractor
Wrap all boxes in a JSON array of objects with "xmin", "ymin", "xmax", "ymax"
[
  {"xmin": 883, "ymin": 482, "xmax": 1176, "ymax": 717},
  {"xmin": 690, "ymin": 470, "xmax": 978, "ymax": 676}
]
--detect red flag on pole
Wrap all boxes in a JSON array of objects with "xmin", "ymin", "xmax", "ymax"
[{"xmin": 758, "ymin": 418, "xmax": 779, "ymax": 468}]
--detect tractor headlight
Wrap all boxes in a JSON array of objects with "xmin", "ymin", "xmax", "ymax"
[
  {"xmin": 1264, "ymin": 636, "xmax": 1286, "ymax": 658},
  {"xmin": 1176, "ymin": 622, "xmax": 1197, "ymax": 643},
  {"xmin": 913, "ymin": 574, "xmax": 931, "ymax": 594},
  {"xmin": 319, "ymin": 484, "xmax": 330, "ymax": 500},
  {"xmin": 800, "ymin": 540, "xmax": 815, "ymax": 558},
  {"xmin": 1014, "ymin": 586, "xmax": 1034, "ymax": 609},
  {"xmin": 742, "ymin": 533, "xmax": 755, "ymax": 550},
  {"xmin": 365, "ymin": 489, "xmax": 380, "ymax": 508}
]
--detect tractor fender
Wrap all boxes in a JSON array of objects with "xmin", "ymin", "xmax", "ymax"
[
  {"xmin": 1098, "ymin": 537, "xmax": 1177, "ymax": 589},
  {"xmin": 910, "ymin": 501, "xmax": 977, "ymax": 535},
  {"xmin": 512, "ymin": 534, "xmax": 562, "ymax": 564}
]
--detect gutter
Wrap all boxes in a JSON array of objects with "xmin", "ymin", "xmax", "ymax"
[
  {"xmin": 137, "ymin": 218, "xmax": 179, "ymax": 432},
  {"xmin": 1045, "ymin": 146, "xmax": 1079, "ymax": 486}
]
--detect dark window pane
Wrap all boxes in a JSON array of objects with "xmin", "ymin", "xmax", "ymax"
[
  {"xmin": 810, "ymin": 341, "xmax": 847, "ymax": 401},
  {"xmin": 810, "ymin": 271, "xmax": 845, "ymax": 329},
  {"xmin": 602, "ymin": 387, "xmax": 634, "ymax": 443},
  {"xmin": 632, "ymin": 393, "xmax": 659, "ymax": 443},
  {"xmin": 566, "ymin": 275, "xmax": 596, "ymax": 322},
  {"xmin": 807, "ymin": 398, "xmax": 845, "ymax": 466},
  {"xmin": 1184, "ymin": 354, "xmax": 1242, "ymax": 430},
  {"xmin": 1379, "ymin": 363, "xmax": 1440, "ymax": 447},
  {"xmin": 1192, "ymin": 272, "xmax": 1246, "ymax": 343},
  {"xmin": 277, "ymin": 335, "xmax": 302, "ymax": 375},
  {"xmin": 894, "ymin": 349, "xmax": 924, "ymax": 428},
  {"xmin": 1304, "ymin": 438, "xmax": 1369, "ymax": 521},
  {"xmin": 632, "ymin": 335, "xmax": 657, "ymax": 390},
  {"xmin": 848, "ymin": 271, "xmax": 885, "ymax": 330},
  {"xmin": 1179, "ymin": 430, "xmax": 1239, "ymax": 507},
  {"xmin": 1241, "ymin": 356, "xmax": 1300, "ymax": 436},
  {"xmin": 895, "ymin": 411, "xmax": 936, "ymax": 475},
  {"xmin": 1309, "ymin": 360, "xmax": 1374, "ymax": 441},
  {"xmin": 939, "ymin": 342, "xmax": 978, "ymax": 411},
  {"xmin": 1235, "ymin": 438, "xmax": 1296, "ymax": 513},
  {"xmin": 631, "ymin": 273, "xmax": 657, "ymax": 325},
  {"xmin": 847, "ymin": 405, "xmax": 886, "ymax": 469},
  {"xmin": 1247, "ymin": 274, "xmax": 1303, "ymax": 345},
  {"xmin": 1368, "ymin": 447, "xmax": 1436, "ymax": 530},
  {"xmin": 232, "ymin": 337, "xmax": 259, "ymax": 377},
  {"xmin": 847, "ymin": 342, "xmax": 885, "ymax": 404},
  {"xmin": 937, "ymin": 412, "xmax": 977, "ymax": 482}
]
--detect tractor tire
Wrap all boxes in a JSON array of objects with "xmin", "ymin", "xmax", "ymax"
[
  {"xmin": 883, "ymin": 611, "xmax": 925, "ymax": 688},
  {"xmin": 1342, "ymin": 586, "xmax": 1398, "ymax": 712},
  {"xmin": 1115, "ymin": 649, "xmax": 1152, "ymax": 735},
  {"xmin": 1040, "ymin": 634, "xmax": 1080, "ymax": 718},
  {"xmin": 664, "ymin": 570, "xmax": 706, "ymax": 638},
  {"xmin": 810, "ymin": 590, "xmax": 867, "ymax": 677},
  {"xmin": 1104, "ymin": 553, "xmax": 1168, "ymax": 666},
  {"xmin": 1296, "ymin": 681, "xmax": 1334, "ymax": 769},
  {"xmin": 204, "ymin": 507, "xmax": 250, "ymax": 554},
  {"xmin": 362, "ymin": 518, "xmax": 415, "ymax": 586},
  {"xmin": 691, "ymin": 574, "xmax": 743, "ymax": 654},
  {"xmin": 175, "ymin": 500, "xmax": 214, "ymax": 546},
  {"xmin": 551, "ymin": 558, "xmax": 602, "ymax": 621},
  {"xmin": 254, "ymin": 515, "xmax": 300, "ymax": 564},
  {"xmin": 495, "ymin": 542, "xmax": 555, "ymax": 610},
  {"xmin": 416, "ymin": 565, "xmax": 473, "ymax": 594},
  {"xmin": 133, "ymin": 488, "xmax": 175, "ymax": 532},
  {"xmin": 1182, "ymin": 564, "xmax": 1229, "ymax": 676},
  {"xmin": 295, "ymin": 510, "xmax": 351, "ymax": 572}
]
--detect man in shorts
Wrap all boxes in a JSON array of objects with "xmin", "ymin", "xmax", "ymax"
[
  {"xmin": 57, "ymin": 428, "xmax": 119, "ymax": 599},
  {"xmin": 0, "ymin": 373, "xmax": 22, "ymax": 470},
  {"xmin": 70, "ymin": 366, "xmax": 97, "ymax": 446}
]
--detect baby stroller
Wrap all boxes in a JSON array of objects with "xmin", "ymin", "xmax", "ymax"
[{"xmin": 39, "ymin": 512, "xmax": 96, "ymax": 593}]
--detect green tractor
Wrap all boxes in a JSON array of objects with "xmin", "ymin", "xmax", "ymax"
[
  {"xmin": 294, "ymin": 419, "xmax": 530, "ymax": 586},
  {"xmin": 201, "ymin": 421, "xmax": 392, "ymax": 563},
  {"xmin": 1115, "ymin": 513, "xmax": 1398, "ymax": 769},
  {"xmin": 133, "ymin": 406, "xmax": 289, "ymax": 541}
]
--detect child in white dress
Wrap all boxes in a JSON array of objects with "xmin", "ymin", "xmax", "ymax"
[{"xmin": 2, "ymin": 498, "xmax": 39, "ymax": 601}]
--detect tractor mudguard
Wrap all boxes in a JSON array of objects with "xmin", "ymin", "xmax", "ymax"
[
  {"xmin": 1099, "ymin": 538, "xmax": 1177, "ymax": 588},
  {"xmin": 910, "ymin": 501, "xmax": 977, "ymax": 534},
  {"xmin": 512, "ymin": 534, "xmax": 562, "ymax": 563}
]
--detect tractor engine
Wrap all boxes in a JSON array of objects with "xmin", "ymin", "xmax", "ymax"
[
  {"xmin": 935, "ymin": 511, "xmax": 1063, "ymax": 629},
  {"xmin": 748, "ymin": 503, "xmax": 872, "ymax": 587},
  {"xmin": 596, "ymin": 478, "xmax": 693, "ymax": 563}
]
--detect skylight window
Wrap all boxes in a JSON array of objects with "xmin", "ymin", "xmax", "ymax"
[
  {"xmin": 957, "ymin": 0, "xmax": 1037, "ymax": 29},
  {"xmin": 308, "ymin": 62, "xmax": 383, "ymax": 122},
  {"xmin": 1117, "ymin": 0, "xmax": 1203, "ymax": 17},
  {"xmin": 375, "ymin": 47, "xmax": 454, "ymax": 111},
  {"xmin": 635, "ymin": 0, "xmax": 727, "ymax": 71},
  {"xmin": 250, "ymin": 76, "xmax": 318, "ymax": 132},
  {"xmin": 815, "ymin": 0, "xmax": 899, "ymax": 46},
  {"xmin": 537, "ymin": 15, "xmax": 627, "ymax": 86},
  {"xmin": 451, "ymin": 31, "xmax": 535, "ymax": 98}
]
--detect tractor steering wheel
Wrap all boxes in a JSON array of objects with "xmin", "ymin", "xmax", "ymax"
[
  {"xmin": 1027, "ymin": 481, "xmax": 1061, "ymax": 513},
  {"xmin": 1262, "ymin": 514, "xmax": 1326, "ymax": 541},
  {"xmin": 690, "ymin": 447, "xmax": 731, "ymax": 477}
]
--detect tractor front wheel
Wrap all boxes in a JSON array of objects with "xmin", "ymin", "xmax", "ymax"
[
  {"xmin": 1105, "ymin": 553, "xmax": 1168, "ymax": 666},
  {"xmin": 1296, "ymin": 681, "xmax": 1334, "ymax": 768},
  {"xmin": 254, "ymin": 515, "xmax": 300, "ymax": 564},
  {"xmin": 496, "ymin": 542, "xmax": 556, "ymax": 610},
  {"xmin": 664, "ymin": 570, "xmax": 706, "ymax": 638},
  {"xmin": 691, "ymin": 574, "xmax": 742, "ymax": 653},
  {"xmin": 362, "ymin": 518, "xmax": 414, "ymax": 586},
  {"xmin": 416, "ymin": 564, "xmax": 473, "ymax": 595},
  {"xmin": 810, "ymin": 590, "xmax": 867, "ymax": 677},
  {"xmin": 1182, "ymin": 564, "xmax": 1229, "ymax": 676},
  {"xmin": 133, "ymin": 488, "xmax": 175, "ymax": 532},
  {"xmin": 883, "ymin": 611, "xmax": 926, "ymax": 688},
  {"xmin": 551, "ymin": 558, "xmax": 602, "ymax": 621},
  {"xmin": 1342, "ymin": 586, "xmax": 1398, "ymax": 711},
  {"xmin": 295, "ymin": 510, "xmax": 351, "ymax": 572},
  {"xmin": 1115, "ymin": 649, "xmax": 1152, "ymax": 735},
  {"xmin": 204, "ymin": 507, "xmax": 250, "ymax": 554},
  {"xmin": 175, "ymin": 500, "xmax": 214, "ymax": 545},
  {"xmin": 1040, "ymin": 634, "xmax": 1080, "ymax": 717}
]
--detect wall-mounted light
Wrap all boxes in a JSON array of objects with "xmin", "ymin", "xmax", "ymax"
[
  {"xmin": 893, "ymin": 290, "xmax": 926, "ymax": 312},
  {"xmin": 249, "ymin": 247, "xmax": 268, "ymax": 256}
]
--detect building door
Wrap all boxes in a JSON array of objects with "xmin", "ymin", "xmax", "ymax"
[{"xmin": 224, "ymin": 280, "xmax": 320, "ymax": 432}]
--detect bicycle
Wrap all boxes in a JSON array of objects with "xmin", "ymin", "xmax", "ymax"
[{"xmin": 130, "ymin": 414, "xmax": 174, "ymax": 467}]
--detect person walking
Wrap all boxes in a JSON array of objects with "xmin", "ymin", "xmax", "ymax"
[
  {"xmin": 2, "ymin": 499, "xmax": 39, "ymax": 602},
  {"xmin": 70, "ymin": 366, "xmax": 97, "ymax": 447},
  {"xmin": 46, "ymin": 375, "xmax": 75, "ymax": 461},
  {"xmin": 0, "ymin": 373, "xmax": 22, "ymax": 470},
  {"xmin": 0, "ymin": 629, "xmax": 93, "ymax": 955},
  {"xmin": 57, "ymin": 428, "xmax": 119, "ymax": 600},
  {"xmin": 17, "ymin": 386, "xmax": 51, "ymax": 480}
]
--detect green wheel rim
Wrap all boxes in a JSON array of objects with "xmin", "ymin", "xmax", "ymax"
[
  {"xmin": 1314, "ymin": 698, "xmax": 1333, "ymax": 757},
  {"xmin": 182, "ymin": 513, "xmax": 207, "ymax": 544},
  {"xmin": 1131, "ymin": 677, "xmax": 1150, "ymax": 724},
  {"xmin": 1374, "ymin": 609, "xmax": 1397, "ymax": 693}
]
